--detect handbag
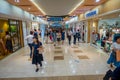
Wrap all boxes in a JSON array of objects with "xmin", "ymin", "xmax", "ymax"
[
  {"xmin": 38, "ymin": 48, "xmax": 44, "ymax": 54},
  {"xmin": 116, "ymin": 50, "xmax": 120, "ymax": 62}
]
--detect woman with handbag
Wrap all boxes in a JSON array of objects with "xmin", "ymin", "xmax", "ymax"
[
  {"xmin": 32, "ymin": 37, "xmax": 43, "ymax": 72},
  {"xmin": 107, "ymin": 36, "xmax": 120, "ymax": 67}
]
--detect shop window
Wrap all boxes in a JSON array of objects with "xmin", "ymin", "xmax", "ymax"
[{"xmin": 8, "ymin": 19, "xmax": 22, "ymax": 52}]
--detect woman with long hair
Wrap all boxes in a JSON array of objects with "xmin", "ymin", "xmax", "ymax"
[{"xmin": 32, "ymin": 37, "xmax": 43, "ymax": 72}]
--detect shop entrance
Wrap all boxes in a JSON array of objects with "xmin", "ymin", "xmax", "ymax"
[{"xmin": 9, "ymin": 19, "xmax": 21, "ymax": 52}]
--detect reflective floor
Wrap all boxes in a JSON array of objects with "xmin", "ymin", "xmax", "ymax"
[{"xmin": 0, "ymin": 41, "xmax": 110, "ymax": 80}]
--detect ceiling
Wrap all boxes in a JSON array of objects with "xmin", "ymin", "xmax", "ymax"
[
  {"xmin": 71, "ymin": 0, "xmax": 108, "ymax": 15},
  {"xmin": 7, "ymin": 0, "xmax": 44, "ymax": 16},
  {"xmin": 33, "ymin": 0, "xmax": 82, "ymax": 16},
  {"xmin": 6, "ymin": 0, "xmax": 108, "ymax": 17}
]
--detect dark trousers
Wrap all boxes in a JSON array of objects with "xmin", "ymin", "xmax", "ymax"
[
  {"xmin": 78, "ymin": 37, "xmax": 80, "ymax": 42},
  {"xmin": 39, "ymin": 61, "xmax": 42, "ymax": 67},
  {"xmin": 68, "ymin": 36, "xmax": 71, "ymax": 45},
  {"xmin": 28, "ymin": 43, "xmax": 32, "ymax": 58},
  {"xmin": 36, "ymin": 61, "xmax": 42, "ymax": 67},
  {"xmin": 73, "ymin": 36, "xmax": 76, "ymax": 45}
]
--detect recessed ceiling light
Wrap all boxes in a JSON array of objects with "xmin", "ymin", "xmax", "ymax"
[{"xmin": 96, "ymin": 0, "xmax": 100, "ymax": 2}]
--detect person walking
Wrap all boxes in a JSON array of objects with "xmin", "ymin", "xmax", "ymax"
[
  {"xmin": 107, "ymin": 36, "xmax": 120, "ymax": 67},
  {"xmin": 76, "ymin": 30, "xmax": 81, "ymax": 43},
  {"xmin": 46, "ymin": 30, "xmax": 49, "ymax": 44},
  {"xmin": 52, "ymin": 30, "xmax": 57, "ymax": 46},
  {"xmin": 61, "ymin": 29, "xmax": 65, "ymax": 45},
  {"xmin": 49, "ymin": 30, "xmax": 53, "ymax": 41},
  {"xmin": 25, "ymin": 31, "xmax": 34, "ymax": 60},
  {"xmin": 67, "ymin": 29, "xmax": 72, "ymax": 45},
  {"xmin": 34, "ymin": 29, "xmax": 38, "ymax": 38},
  {"xmin": 38, "ymin": 29, "xmax": 41, "ymax": 38},
  {"xmin": 73, "ymin": 30, "xmax": 77, "ymax": 45},
  {"xmin": 56, "ymin": 31, "xmax": 61, "ymax": 45},
  {"xmin": 5, "ymin": 31, "xmax": 13, "ymax": 53},
  {"xmin": 32, "ymin": 37, "xmax": 43, "ymax": 72}
]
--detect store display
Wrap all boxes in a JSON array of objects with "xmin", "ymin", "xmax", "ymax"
[
  {"xmin": 91, "ymin": 18, "xmax": 120, "ymax": 52},
  {"xmin": 9, "ymin": 20, "xmax": 22, "ymax": 52}
]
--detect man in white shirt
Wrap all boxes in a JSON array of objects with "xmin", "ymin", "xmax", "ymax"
[{"xmin": 25, "ymin": 31, "xmax": 33, "ymax": 60}]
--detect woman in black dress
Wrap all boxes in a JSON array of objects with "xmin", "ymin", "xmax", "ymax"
[{"xmin": 32, "ymin": 37, "xmax": 43, "ymax": 72}]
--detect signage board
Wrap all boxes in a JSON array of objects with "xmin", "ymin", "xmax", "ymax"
[
  {"xmin": 85, "ymin": 9, "xmax": 98, "ymax": 18},
  {"xmin": 47, "ymin": 17, "xmax": 63, "ymax": 21}
]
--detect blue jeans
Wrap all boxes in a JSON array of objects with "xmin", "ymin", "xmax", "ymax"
[
  {"xmin": 107, "ymin": 52, "xmax": 120, "ymax": 67},
  {"xmin": 28, "ymin": 43, "xmax": 32, "ymax": 58},
  {"xmin": 78, "ymin": 37, "xmax": 80, "ymax": 42}
]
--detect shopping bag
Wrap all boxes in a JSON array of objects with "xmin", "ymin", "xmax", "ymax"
[{"xmin": 116, "ymin": 50, "xmax": 120, "ymax": 62}]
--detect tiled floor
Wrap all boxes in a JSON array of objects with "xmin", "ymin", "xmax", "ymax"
[{"xmin": 0, "ymin": 42, "xmax": 110, "ymax": 80}]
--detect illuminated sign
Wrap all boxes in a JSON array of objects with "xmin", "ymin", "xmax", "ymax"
[
  {"xmin": 85, "ymin": 9, "xmax": 98, "ymax": 18},
  {"xmin": 47, "ymin": 17, "xmax": 63, "ymax": 21}
]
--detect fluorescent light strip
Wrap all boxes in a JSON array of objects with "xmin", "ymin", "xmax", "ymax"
[
  {"xmin": 30, "ymin": 0, "xmax": 46, "ymax": 15},
  {"xmin": 69, "ymin": 0, "xmax": 84, "ymax": 15}
]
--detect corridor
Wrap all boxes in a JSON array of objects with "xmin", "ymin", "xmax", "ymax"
[{"xmin": 0, "ymin": 43, "xmax": 109, "ymax": 80}]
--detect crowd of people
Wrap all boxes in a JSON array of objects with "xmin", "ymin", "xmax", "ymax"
[
  {"xmin": 20, "ymin": 28, "xmax": 120, "ymax": 79},
  {"xmin": 46, "ymin": 28, "xmax": 81, "ymax": 46},
  {"xmin": 25, "ymin": 28, "xmax": 82, "ymax": 72}
]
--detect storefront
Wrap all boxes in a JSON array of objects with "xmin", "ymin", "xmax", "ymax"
[
  {"xmin": 0, "ymin": 18, "xmax": 23, "ymax": 59},
  {"xmin": 32, "ymin": 22, "xmax": 40, "ymax": 30},
  {"xmin": 90, "ymin": 20, "xmax": 99, "ymax": 45},
  {"xmin": 75, "ymin": 21, "xmax": 88, "ymax": 43},
  {"xmin": 85, "ymin": 12, "xmax": 120, "ymax": 53},
  {"xmin": 86, "ymin": 16, "xmax": 120, "ymax": 53},
  {"xmin": 95, "ymin": 18, "xmax": 120, "ymax": 52},
  {"xmin": 8, "ymin": 19, "xmax": 23, "ymax": 52},
  {"xmin": 0, "ymin": 18, "xmax": 9, "ymax": 59},
  {"xmin": 80, "ymin": 0, "xmax": 120, "ymax": 49}
]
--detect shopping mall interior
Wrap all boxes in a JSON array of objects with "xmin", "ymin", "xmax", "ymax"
[{"xmin": 0, "ymin": 0, "xmax": 120, "ymax": 80}]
